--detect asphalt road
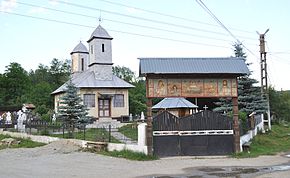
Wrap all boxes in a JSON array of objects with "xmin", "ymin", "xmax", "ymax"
[{"xmin": 0, "ymin": 141, "xmax": 289, "ymax": 178}]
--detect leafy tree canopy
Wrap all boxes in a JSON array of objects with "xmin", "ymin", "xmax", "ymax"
[
  {"xmin": 112, "ymin": 65, "xmax": 146, "ymax": 116},
  {"xmin": 113, "ymin": 65, "xmax": 136, "ymax": 83}
]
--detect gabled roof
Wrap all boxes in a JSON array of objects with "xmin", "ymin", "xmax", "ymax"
[
  {"xmin": 70, "ymin": 41, "xmax": 89, "ymax": 55},
  {"xmin": 139, "ymin": 57, "xmax": 250, "ymax": 76},
  {"xmin": 51, "ymin": 70, "xmax": 134, "ymax": 95},
  {"xmin": 87, "ymin": 25, "xmax": 113, "ymax": 42},
  {"xmin": 152, "ymin": 98, "xmax": 198, "ymax": 109}
]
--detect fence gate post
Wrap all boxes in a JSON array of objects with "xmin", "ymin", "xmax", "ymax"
[
  {"xmin": 146, "ymin": 99, "xmax": 153, "ymax": 156},
  {"xmin": 233, "ymin": 97, "xmax": 241, "ymax": 153},
  {"xmin": 109, "ymin": 124, "xmax": 111, "ymax": 142}
]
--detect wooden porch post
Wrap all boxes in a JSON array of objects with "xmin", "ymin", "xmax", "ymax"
[
  {"xmin": 146, "ymin": 99, "xmax": 153, "ymax": 155},
  {"xmin": 232, "ymin": 97, "xmax": 240, "ymax": 152}
]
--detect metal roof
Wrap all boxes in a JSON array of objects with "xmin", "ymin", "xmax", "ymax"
[
  {"xmin": 152, "ymin": 98, "xmax": 198, "ymax": 109},
  {"xmin": 139, "ymin": 57, "xmax": 249, "ymax": 76},
  {"xmin": 70, "ymin": 41, "xmax": 89, "ymax": 55},
  {"xmin": 87, "ymin": 25, "xmax": 113, "ymax": 42},
  {"xmin": 51, "ymin": 70, "xmax": 134, "ymax": 95}
]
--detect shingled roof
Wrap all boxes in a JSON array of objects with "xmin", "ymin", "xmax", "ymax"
[
  {"xmin": 139, "ymin": 57, "xmax": 249, "ymax": 76},
  {"xmin": 51, "ymin": 69, "xmax": 134, "ymax": 95}
]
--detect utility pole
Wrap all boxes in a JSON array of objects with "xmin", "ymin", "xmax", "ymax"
[{"xmin": 258, "ymin": 29, "xmax": 271, "ymax": 130}]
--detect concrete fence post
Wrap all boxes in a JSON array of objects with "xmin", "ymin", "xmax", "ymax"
[{"xmin": 138, "ymin": 123, "xmax": 147, "ymax": 147}]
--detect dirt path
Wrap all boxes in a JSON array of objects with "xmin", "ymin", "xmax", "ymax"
[{"xmin": 0, "ymin": 140, "xmax": 289, "ymax": 178}]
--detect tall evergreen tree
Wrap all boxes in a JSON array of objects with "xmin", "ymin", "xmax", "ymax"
[
  {"xmin": 214, "ymin": 43, "xmax": 267, "ymax": 115},
  {"xmin": 57, "ymin": 80, "xmax": 89, "ymax": 138}
]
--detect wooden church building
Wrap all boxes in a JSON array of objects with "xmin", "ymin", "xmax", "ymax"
[{"xmin": 52, "ymin": 25, "xmax": 134, "ymax": 121}]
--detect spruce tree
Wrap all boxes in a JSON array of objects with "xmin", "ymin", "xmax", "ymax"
[
  {"xmin": 214, "ymin": 43, "xmax": 267, "ymax": 115},
  {"xmin": 57, "ymin": 79, "xmax": 89, "ymax": 138}
]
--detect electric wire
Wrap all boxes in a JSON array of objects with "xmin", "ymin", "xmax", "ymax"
[
  {"xmin": 0, "ymin": 10, "xmax": 232, "ymax": 49},
  {"xmin": 97, "ymin": 0, "xmax": 254, "ymax": 34},
  {"xmin": 54, "ymin": 0, "xmax": 257, "ymax": 41},
  {"xmin": 195, "ymin": 0, "xmax": 260, "ymax": 62},
  {"xmin": 15, "ymin": 1, "xmax": 239, "ymax": 43}
]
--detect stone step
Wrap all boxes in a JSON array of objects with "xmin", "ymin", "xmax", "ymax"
[
  {"xmin": 86, "ymin": 119, "xmax": 127, "ymax": 129},
  {"xmin": 98, "ymin": 117, "xmax": 114, "ymax": 122}
]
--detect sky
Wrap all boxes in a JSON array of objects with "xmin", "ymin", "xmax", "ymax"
[{"xmin": 0, "ymin": 0, "xmax": 290, "ymax": 90}]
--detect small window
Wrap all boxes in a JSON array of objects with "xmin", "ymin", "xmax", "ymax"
[
  {"xmin": 81, "ymin": 58, "xmax": 84, "ymax": 71},
  {"xmin": 102, "ymin": 44, "xmax": 105, "ymax": 52},
  {"xmin": 91, "ymin": 45, "xmax": 93, "ymax": 54},
  {"xmin": 114, "ymin": 94, "xmax": 124, "ymax": 107},
  {"xmin": 84, "ymin": 94, "xmax": 95, "ymax": 107}
]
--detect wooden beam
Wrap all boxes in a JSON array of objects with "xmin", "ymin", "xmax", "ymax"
[
  {"xmin": 146, "ymin": 98, "xmax": 153, "ymax": 156},
  {"xmin": 232, "ymin": 97, "xmax": 240, "ymax": 153}
]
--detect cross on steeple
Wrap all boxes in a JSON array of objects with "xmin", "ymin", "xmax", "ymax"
[
  {"xmin": 98, "ymin": 16, "xmax": 102, "ymax": 25},
  {"xmin": 203, "ymin": 105, "xmax": 208, "ymax": 111},
  {"xmin": 98, "ymin": 10, "xmax": 102, "ymax": 25}
]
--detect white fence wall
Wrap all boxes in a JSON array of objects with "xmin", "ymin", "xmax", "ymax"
[
  {"xmin": 240, "ymin": 114, "xmax": 264, "ymax": 151},
  {"xmin": 0, "ymin": 123, "xmax": 148, "ymax": 155},
  {"xmin": 107, "ymin": 123, "xmax": 148, "ymax": 154},
  {"xmin": 0, "ymin": 130, "xmax": 60, "ymax": 143}
]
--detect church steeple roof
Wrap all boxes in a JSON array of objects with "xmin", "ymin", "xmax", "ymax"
[
  {"xmin": 70, "ymin": 41, "xmax": 89, "ymax": 55},
  {"xmin": 87, "ymin": 25, "xmax": 113, "ymax": 42}
]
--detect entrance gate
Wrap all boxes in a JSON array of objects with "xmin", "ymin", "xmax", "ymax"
[{"xmin": 153, "ymin": 110, "xmax": 234, "ymax": 157}]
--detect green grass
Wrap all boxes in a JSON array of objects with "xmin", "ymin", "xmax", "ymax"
[
  {"xmin": 118, "ymin": 123, "xmax": 138, "ymax": 141},
  {"xmin": 234, "ymin": 124, "xmax": 290, "ymax": 158},
  {"xmin": 0, "ymin": 134, "xmax": 46, "ymax": 150},
  {"xmin": 50, "ymin": 128, "xmax": 120, "ymax": 143},
  {"xmin": 98, "ymin": 149, "xmax": 158, "ymax": 161}
]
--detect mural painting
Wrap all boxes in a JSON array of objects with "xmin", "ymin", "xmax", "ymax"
[
  {"xmin": 204, "ymin": 79, "xmax": 218, "ymax": 96},
  {"xmin": 154, "ymin": 79, "xmax": 167, "ymax": 97},
  {"xmin": 147, "ymin": 78, "xmax": 237, "ymax": 98},
  {"xmin": 218, "ymin": 79, "xmax": 231, "ymax": 96},
  {"xmin": 182, "ymin": 79, "xmax": 203, "ymax": 96},
  {"xmin": 168, "ymin": 79, "xmax": 181, "ymax": 96}
]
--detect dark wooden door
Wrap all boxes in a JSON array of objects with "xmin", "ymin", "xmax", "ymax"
[{"xmin": 98, "ymin": 99, "xmax": 110, "ymax": 117}]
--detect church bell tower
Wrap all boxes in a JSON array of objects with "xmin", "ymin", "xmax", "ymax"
[
  {"xmin": 87, "ymin": 25, "xmax": 113, "ymax": 80},
  {"xmin": 70, "ymin": 41, "xmax": 89, "ymax": 73}
]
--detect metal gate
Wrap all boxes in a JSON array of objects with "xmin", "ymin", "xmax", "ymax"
[{"xmin": 153, "ymin": 110, "xmax": 234, "ymax": 157}]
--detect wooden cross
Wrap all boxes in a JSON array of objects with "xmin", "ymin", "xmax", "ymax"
[{"xmin": 203, "ymin": 105, "xmax": 208, "ymax": 110}]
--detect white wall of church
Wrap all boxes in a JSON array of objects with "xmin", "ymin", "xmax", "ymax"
[
  {"xmin": 54, "ymin": 93, "xmax": 64, "ymax": 113},
  {"xmin": 89, "ymin": 39, "xmax": 112, "ymax": 65},
  {"xmin": 79, "ymin": 88, "xmax": 129, "ymax": 119}
]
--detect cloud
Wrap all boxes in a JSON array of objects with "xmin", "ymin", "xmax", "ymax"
[
  {"xmin": 48, "ymin": 0, "xmax": 59, "ymax": 6},
  {"xmin": 28, "ymin": 7, "xmax": 46, "ymax": 14},
  {"xmin": 126, "ymin": 7, "xmax": 141, "ymax": 14},
  {"xmin": 0, "ymin": 0, "xmax": 17, "ymax": 12}
]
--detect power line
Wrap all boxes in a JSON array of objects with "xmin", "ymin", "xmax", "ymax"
[
  {"xmin": 268, "ymin": 51, "xmax": 290, "ymax": 55},
  {"xmin": 0, "ymin": 10, "xmax": 231, "ymax": 49},
  {"xmin": 268, "ymin": 54, "xmax": 290, "ymax": 65},
  {"xmin": 15, "ymin": 1, "xmax": 237, "ymax": 43},
  {"xmin": 195, "ymin": 0, "xmax": 260, "ymax": 61},
  {"xmin": 97, "ymin": 0, "xmax": 254, "ymax": 34},
  {"xmin": 55, "ymin": 0, "xmax": 257, "ymax": 41}
]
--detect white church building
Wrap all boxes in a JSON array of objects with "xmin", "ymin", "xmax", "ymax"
[{"xmin": 52, "ymin": 25, "xmax": 134, "ymax": 120}]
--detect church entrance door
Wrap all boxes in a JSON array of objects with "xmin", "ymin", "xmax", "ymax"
[{"xmin": 98, "ymin": 99, "xmax": 111, "ymax": 117}]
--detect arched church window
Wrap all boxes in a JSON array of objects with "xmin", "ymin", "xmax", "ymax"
[{"xmin": 102, "ymin": 44, "xmax": 105, "ymax": 52}]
